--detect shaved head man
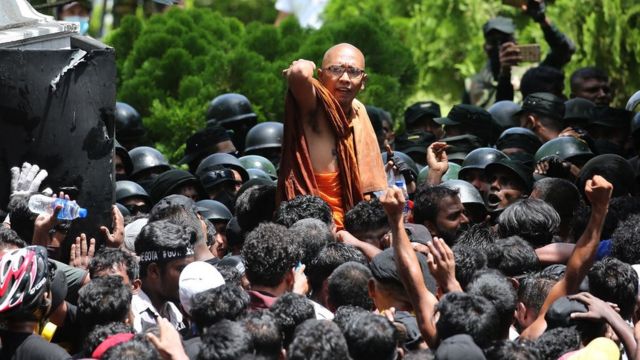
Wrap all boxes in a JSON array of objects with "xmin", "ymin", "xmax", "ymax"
[{"xmin": 279, "ymin": 43, "xmax": 386, "ymax": 228}]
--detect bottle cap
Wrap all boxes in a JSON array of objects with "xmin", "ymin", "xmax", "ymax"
[
  {"xmin": 395, "ymin": 180, "xmax": 405, "ymax": 187},
  {"xmin": 78, "ymin": 208, "xmax": 88, "ymax": 218}
]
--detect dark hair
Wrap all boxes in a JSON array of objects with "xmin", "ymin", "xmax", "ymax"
[
  {"xmin": 235, "ymin": 184, "xmax": 277, "ymax": 234},
  {"xmin": 274, "ymin": 195, "xmax": 332, "ymax": 227},
  {"xmin": 532, "ymin": 178, "xmax": 580, "ymax": 223},
  {"xmin": 497, "ymin": 199, "xmax": 560, "ymax": 248},
  {"xmin": 242, "ymin": 310, "xmax": 282, "ymax": 359},
  {"xmin": 307, "ymin": 243, "xmax": 367, "ymax": 295},
  {"xmin": 102, "ymin": 335, "xmax": 159, "ymax": 360},
  {"xmin": 404, "ymin": 349, "xmax": 435, "ymax": 360},
  {"xmin": 455, "ymin": 223, "xmax": 496, "ymax": 255},
  {"xmin": 413, "ymin": 185, "xmax": 459, "ymax": 226},
  {"xmin": 89, "ymin": 247, "xmax": 139, "ymax": 282},
  {"xmin": 289, "ymin": 219, "xmax": 333, "ymax": 266},
  {"xmin": 344, "ymin": 199, "xmax": 389, "ymax": 237},
  {"xmin": 486, "ymin": 236, "xmax": 539, "ymax": 277},
  {"xmin": 343, "ymin": 313, "xmax": 399, "ymax": 360},
  {"xmin": 216, "ymin": 265, "xmax": 242, "ymax": 287},
  {"xmin": 452, "ymin": 244, "xmax": 487, "ymax": 289},
  {"xmin": 288, "ymin": 320, "xmax": 350, "ymax": 360},
  {"xmin": 520, "ymin": 66, "xmax": 565, "ymax": 99},
  {"xmin": 484, "ymin": 340, "xmax": 541, "ymax": 360},
  {"xmin": 534, "ymin": 326, "xmax": 580, "ymax": 360},
  {"xmin": 611, "ymin": 213, "xmax": 640, "ymax": 264},
  {"xmin": 436, "ymin": 292, "xmax": 501, "ymax": 348},
  {"xmin": 84, "ymin": 321, "xmax": 134, "ymax": 357},
  {"xmin": 190, "ymin": 284, "xmax": 250, "ymax": 333},
  {"xmin": 570, "ymin": 67, "xmax": 608, "ymax": 93},
  {"xmin": 199, "ymin": 319, "xmax": 254, "ymax": 360},
  {"xmin": 332, "ymin": 305, "xmax": 368, "ymax": 333},
  {"xmin": 241, "ymin": 222, "xmax": 299, "ymax": 287},
  {"xmin": 588, "ymin": 257, "xmax": 638, "ymax": 320},
  {"xmin": 270, "ymin": 292, "xmax": 316, "ymax": 348},
  {"xmin": 77, "ymin": 276, "xmax": 132, "ymax": 333},
  {"xmin": 7, "ymin": 194, "xmax": 37, "ymax": 245},
  {"xmin": 147, "ymin": 204, "xmax": 206, "ymax": 245},
  {"xmin": 518, "ymin": 272, "xmax": 558, "ymax": 314},
  {"xmin": 467, "ymin": 270, "xmax": 517, "ymax": 337},
  {"xmin": 328, "ymin": 262, "xmax": 374, "ymax": 311},
  {"xmin": 0, "ymin": 227, "xmax": 27, "ymax": 250},
  {"xmin": 134, "ymin": 220, "xmax": 195, "ymax": 278}
]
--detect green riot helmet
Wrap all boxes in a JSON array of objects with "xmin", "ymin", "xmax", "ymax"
[
  {"xmin": 247, "ymin": 168, "xmax": 273, "ymax": 181},
  {"xmin": 442, "ymin": 179, "xmax": 487, "ymax": 223},
  {"xmin": 417, "ymin": 163, "xmax": 461, "ymax": 186},
  {"xmin": 206, "ymin": 93, "xmax": 257, "ymax": 127},
  {"xmin": 116, "ymin": 180, "xmax": 150, "ymax": 204},
  {"xmin": 239, "ymin": 155, "xmax": 277, "ymax": 180},
  {"xmin": 534, "ymin": 136, "xmax": 594, "ymax": 166},
  {"xmin": 243, "ymin": 122, "xmax": 283, "ymax": 167},
  {"xmin": 496, "ymin": 127, "xmax": 542, "ymax": 155}
]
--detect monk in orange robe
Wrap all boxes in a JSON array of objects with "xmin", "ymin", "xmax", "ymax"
[{"xmin": 278, "ymin": 43, "xmax": 387, "ymax": 229}]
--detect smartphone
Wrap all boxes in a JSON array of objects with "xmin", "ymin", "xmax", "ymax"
[
  {"xmin": 517, "ymin": 44, "xmax": 541, "ymax": 62},
  {"xmin": 502, "ymin": 0, "xmax": 526, "ymax": 7}
]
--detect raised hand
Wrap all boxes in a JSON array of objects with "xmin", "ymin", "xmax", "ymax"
[
  {"xmin": 10, "ymin": 162, "xmax": 48, "ymax": 197},
  {"xmin": 426, "ymin": 237, "xmax": 462, "ymax": 293},
  {"xmin": 147, "ymin": 317, "xmax": 189, "ymax": 360},
  {"xmin": 70, "ymin": 233, "xmax": 96, "ymax": 270},
  {"xmin": 584, "ymin": 175, "xmax": 613, "ymax": 209},
  {"xmin": 380, "ymin": 187, "xmax": 406, "ymax": 225},
  {"xmin": 100, "ymin": 205, "xmax": 125, "ymax": 248}
]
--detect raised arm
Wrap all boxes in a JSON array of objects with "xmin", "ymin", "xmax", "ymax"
[
  {"xmin": 520, "ymin": 175, "xmax": 612, "ymax": 339},
  {"xmin": 283, "ymin": 59, "xmax": 318, "ymax": 115},
  {"xmin": 381, "ymin": 187, "xmax": 439, "ymax": 348}
]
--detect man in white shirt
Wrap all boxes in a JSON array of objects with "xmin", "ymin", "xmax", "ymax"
[{"xmin": 131, "ymin": 220, "xmax": 194, "ymax": 332}]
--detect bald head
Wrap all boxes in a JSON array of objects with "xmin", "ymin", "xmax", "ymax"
[{"xmin": 322, "ymin": 43, "xmax": 365, "ymax": 69}]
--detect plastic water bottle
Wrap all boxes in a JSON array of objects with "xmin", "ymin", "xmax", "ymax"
[
  {"xmin": 28, "ymin": 194, "xmax": 88, "ymax": 220},
  {"xmin": 394, "ymin": 177, "xmax": 410, "ymax": 222}
]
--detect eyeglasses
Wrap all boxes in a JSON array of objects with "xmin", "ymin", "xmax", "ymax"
[{"xmin": 323, "ymin": 65, "xmax": 365, "ymax": 79}]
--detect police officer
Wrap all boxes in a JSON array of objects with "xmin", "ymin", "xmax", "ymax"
[
  {"xmin": 243, "ymin": 122, "xmax": 283, "ymax": 168},
  {"xmin": 196, "ymin": 153, "xmax": 249, "ymax": 212},
  {"xmin": 458, "ymin": 148, "xmax": 509, "ymax": 200},
  {"xmin": 434, "ymin": 104, "xmax": 498, "ymax": 146},
  {"xmin": 196, "ymin": 199, "xmax": 233, "ymax": 257},
  {"xmin": 148, "ymin": 169, "xmax": 204, "ymax": 204},
  {"xmin": 514, "ymin": 92, "xmax": 566, "ymax": 143},
  {"xmin": 116, "ymin": 180, "xmax": 151, "ymax": 215},
  {"xmin": 179, "ymin": 125, "xmax": 238, "ymax": 174},
  {"xmin": 128, "ymin": 146, "xmax": 171, "ymax": 191},
  {"xmin": 115, "ymin": 102, "xmax": 146, "ymax": 150},
  {"xmin": 206, "ymin": 93, "xmax": 258, "ymax": 153},
  {"xmin": 402, "ymin": 101, "xmax": 444, "ymax": 139},
  {"xmin": 115, "ymin": 140, "xmax": 133, "ymax": 181},
  {"xmin": 533, "ymin": 136, "xmax": 594, "ymax": 180},
  {"xmin": 563, "ymin": 98, "xmax": 596, "ymax": 129},
  {"xmin": 496, "ymin": 127, "xmax": 542, "ymax": 158},
  {"xmin": 586, "ymin": 106, "xmax": 634, "ymax": 156}
]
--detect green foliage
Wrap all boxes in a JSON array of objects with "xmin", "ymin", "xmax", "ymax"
[
  {"xmin": 193, "ymin": 0, "xmax": 277, "ymax": 24},
  {"xmin": 108, "ymin": 7, "xmax": 415, "ymax": 162}
]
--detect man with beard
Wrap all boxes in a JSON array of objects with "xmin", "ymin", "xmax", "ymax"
[
  {"xmin": 412, "ymin": 185, "xmax": 469, "ymax": 244},
  {"xmin": 463, "ymin": 0, "xmax": 574, "ymax": 108},
  {"xmin": 484, "ymin": 158, "xmax": 534, "ymax": 216}
]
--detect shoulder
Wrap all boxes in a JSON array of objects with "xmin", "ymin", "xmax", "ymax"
[{"xmin": 18, "ymin": 335, "xmax": 71, "ymax": 360}]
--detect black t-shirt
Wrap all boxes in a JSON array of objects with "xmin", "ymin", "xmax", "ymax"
[{"xmin": 0, "ymin": 331, "xmax": 71, "ymax": 360}]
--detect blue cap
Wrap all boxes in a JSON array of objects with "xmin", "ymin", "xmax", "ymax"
[{"xmin": 78, "ymin": 208, "xmax": 88, "ymax": 218}]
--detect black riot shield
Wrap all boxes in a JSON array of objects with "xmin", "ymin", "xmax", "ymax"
[{"xmin": 0, "ymin": 35, "xmax": 116, "ymax": 260}]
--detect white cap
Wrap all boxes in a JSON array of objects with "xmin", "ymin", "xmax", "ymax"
[
  {"xmin": 123, "ymin": 218, "xmax": 148, "ymax": 252},
  {"xmin": 179, "ymin": 261, "xmax": 225, "ymax": 315}
]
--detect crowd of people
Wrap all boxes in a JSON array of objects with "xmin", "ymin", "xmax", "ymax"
[{"xmin": 3, "ymin": 0, "xmax": 640, "ymax": 359}]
